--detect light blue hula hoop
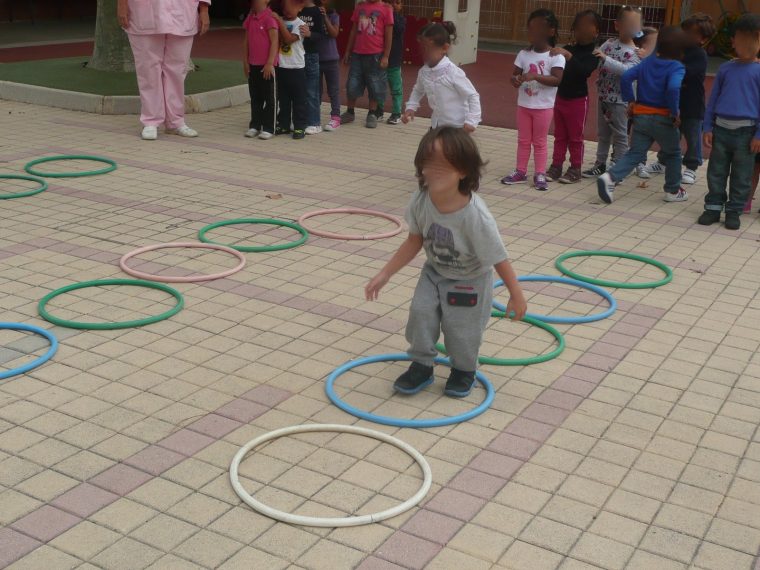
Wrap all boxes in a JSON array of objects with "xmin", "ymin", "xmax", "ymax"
[
  {"xmin": 0, "ymin": 322, "xmax": 58, "ymax": 380},
  {"xmin": 325, "ymin": 353, "xmax": 494, "ymax": 428},
  {"xmin": 492, "ymin": 275, "xmax": 617, "ymax": 325}
]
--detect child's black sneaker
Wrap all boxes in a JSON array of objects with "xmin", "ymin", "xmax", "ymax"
[
  {"xmin": 275, "ymin": 126, "xmax": 291, "ymax": 136},
  {"xmin": 582, "ymin": 163, "xmax": 606, "ymax": 178},
  {"xmin": 444, "ymin": 369, "xmax": 476, "ymax": 398},
  {"xmin": 340, "ymin": 110, "xmax": 355, "ymax": 124},
  {"xmin": 393, "ymin": 362, "xmax": 434, "ymax": 395},
  {"xmin": 697, "ymin": 210, "xmax": 720, "ymax": 226},
  {"xmin": 546, "ymin": 164, "xmax": 562, "ymax": 182},
  {"xmin": 366, "ymin": 113, "xmax": 378, "ymax": 129},
  {"xmin": 292, "ymin": 129, "xmax": 305, "ymax": 140},
  {"xmin": 374, "ymin": 108, "xmax": 385, "ymax": 120},
  {"xmin": 387, "ymin": 113, "xmax": 402, "ymax": 125},
  {"xmin": 725, "ymin": 212, "xmax": 741, "ymax": 230}
]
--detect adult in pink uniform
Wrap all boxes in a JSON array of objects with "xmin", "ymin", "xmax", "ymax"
[{"xmin": 117, "ymin": 0, "xmax": 211, "ymax": 140}]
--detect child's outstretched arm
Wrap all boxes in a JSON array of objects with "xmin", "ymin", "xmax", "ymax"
[
  {"xmin": 403, "ymin": 71, "xmax": 426, "ymax": 123},
  {"xmin": 494, "ymin": 260, "xmax": 527, "ymax": 321},
  {"xmin": 365, "ymin": 233, "xmax": 423, "ymax": 300}
]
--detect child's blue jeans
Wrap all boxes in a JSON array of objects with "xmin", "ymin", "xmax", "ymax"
[
  {"xmin": 704, "ymin": 125, "xmax": 756, "ymax": 214},
  {"xmin": 609, "ymin": 114, "xmax": 682, "ymax": 194},
  {"xmin": 657, "ymin": 118, "xmax": 703, "ymax": 171}
]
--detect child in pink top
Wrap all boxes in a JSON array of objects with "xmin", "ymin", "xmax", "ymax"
[{"xmin": 243, "ymin": 0, "xmax": 280, "ymax": 140}]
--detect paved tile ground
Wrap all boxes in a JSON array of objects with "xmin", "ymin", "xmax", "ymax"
[{"xmin": 2, "ymin": 99, "xmax": 760, "ymax": 570}]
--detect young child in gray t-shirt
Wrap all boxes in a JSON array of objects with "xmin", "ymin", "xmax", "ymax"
[{"xmin": 365, "ymin": 127, "xmax": 527, "ymax": 397}]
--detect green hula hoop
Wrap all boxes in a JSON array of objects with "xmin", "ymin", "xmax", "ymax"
[
  {"xmin": 198, "ymin": 218, "xmax": 309, "ymax": 252},
  {"xmin": 0, "ymin": 174, "xmax": 48, "ymax": 199},
  {"xmin": 435, "ymin": 314, "xmax": 565, "ymax": 366},
  {"xmin": 38, "ymin": 279, "xmax": 184, "ymax": 330},
  {"xmin": 24, "ymin": 155, "xmax": 117, "ymax": 178},
  {"xmin": 555, "ymin": 250, "xmax": 673, "ymax": 289}
]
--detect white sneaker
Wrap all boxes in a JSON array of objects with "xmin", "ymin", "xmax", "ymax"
[
  {"xmin": 168, "ymin": 125, "xmax": 198, "ymax": 138},
  {"xmin": 258, "ymin": 131, "xmax": 273, "ymax": 140},
  {"xmin": 647, "ymin": 161, "xmax": 666, "ymax": 176},
  {"xmin": 245, "ymin": 128, "xmax": 259, "ymax": 138},
  {"xmin": 682, "ymin": 168, "xmax": 697, "ymax": 185},
  {"xmin": 636, "ymin": 162, "xmax": 651, "ymax": 179},
  {"xmin": 663, "ymin": 188, "xmax": 688, "ymax": 202},
  {"xmin": 141, "ymin": 126, "xmax": 158, "ymax": 140},
  {"xmin": 305, "ymin": 126, "xmax": 322, "ymax": 135},
  {"xmin": 597, "ymin": 173, "xmax": 615, "ymax": 204}
]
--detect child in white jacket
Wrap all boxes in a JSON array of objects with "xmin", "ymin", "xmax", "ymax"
[{"xmin": 403, "ymin": 22, "xmax": 481, "ymax": 131}]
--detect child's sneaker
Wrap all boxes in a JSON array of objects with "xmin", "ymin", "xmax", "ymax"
[
  {"xmin": 635, "ymin": 162, "xmax": 650, "ymax": 178},
  {"xmin": 324, "ymin": 115, "xmax": 341, "ymax": 131},
  {"xmin": 558, "ymin": 167, "xmax": 582, "ymax": 184},
  {"xmin": 374, "ymin": 108, "xmax": 384, "ymax": 120},
  {"xmin": 582, "ymin": 163, "xmax": 606, "ymax": 178},
  {"xmin": 141, "ymin": 126, "xmax": 158, "ymax": 140},
  {"xmin": 292, "ymin": 129, "xmax": 305, "ymax": 140},
  {"xmin": 167, "ymin": 125, "xmax": 198, "ymax": 137},
  {"xmin": 387, "ymin": 113, "xmax": 402, "ymax": 125},
  {"xmin": 340, "ymin": 110, "xmax": 355, "ymax": 124},
  {"xmin": 546, "ymin": 164, "xmax": 562, "ymax": 182},
  {"xmin": 258, "ymin": 131, "xmax": 273, "ymax": 140},
  {"xmin": 305, "ymin": 126, "xmax": 322, "ymax": 135},
  {"xmin": 244, "ymin": 128, "xmax": 259, "ymax": 138},
  {"xmin": 663, "ymin": 188, "xmax": 688, "ymax": 202},
  {"xmin": 534, "ymin": 173, "xmax": 549, "ymax": 191},
  {"xmin": 725, "ymin": 212, "xmax": 741, "ymax": 230},
  {"xmin": 275, "ymin": 126, "xmax": 291, "ymax": 136},
  {"xmin": 444, "ymin": 369, "xmax": 476, "ymax": 398},
  {"xmin": 597, "ymin": 173, "xmax": 615, "ymax": 204},
  {"xmin": 697, "ymin": 210, "xmax": 721, "ymax": 225},
  {"xmin": 366, "ymin": 113, "xmax": 378, "ymax": 129},
  {"xmin": 645, "ymin": 161, "xmax": 666, "ymax": 177},
  {"xmin": 394, "ymin": 362, "xmax": 434, "ymax": 394},
  {"xmin": 682, "ymin": 168, "xmax": 697, "ymax": 185},
  {"xmin": 500, "ymin": 170, "xmax": 528, "ymax": 185}
]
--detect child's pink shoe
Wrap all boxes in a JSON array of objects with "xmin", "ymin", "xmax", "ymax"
[
  {"xmin": 324, "ymin": 116, "xmax": 341, "ymax": 132},
  {"xmin": 744, "ymin": 199, "xmax": 753, "ymax": 214}
]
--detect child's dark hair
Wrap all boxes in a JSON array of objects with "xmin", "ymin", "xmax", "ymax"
[
  {"xmin": 571, "ymin": 9, "xmax": 602, "ymax": 34},
  {"xmin": 681, "ymin": 13, "xmax": 715, "ymax": 40},
  {"xmin": 528, "ymin": 8, "xmax": 559, "ymax": 47},
  {"xmin": 419, "ymin": 21, "xmax": 457, "ymax": 45},
  {"xmin": 633, "ymin": 27, "xmax": 657, "ymax": 48},
  {"xmin": 656, "ymin": 26, "xmax": 686, "ymax": 59},
  {"xmin": 733, "ymin": 13, "xmax": 760, "ymax": 36},
  {"xmin": 414, "ymin": 127, "xmax": 485, "ymax": 195},
  {"xmin": 617, "ymin": 5, "xmax": 643, "ymax": 22}
]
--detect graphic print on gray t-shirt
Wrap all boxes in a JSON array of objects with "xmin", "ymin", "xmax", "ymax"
[{"xmin": 426, "ymin": 223, "xmax": 461, "ymax": 267}]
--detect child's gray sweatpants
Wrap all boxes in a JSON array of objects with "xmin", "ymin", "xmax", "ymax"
[{"xmin": 405, "ymin": 264, "xmax": 493, "ymax": 372}]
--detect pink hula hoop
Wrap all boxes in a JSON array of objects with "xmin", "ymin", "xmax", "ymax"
[
  {"xmin": 297, "ymin": 208, "xmax": 404, "ymax": 240},
  {"xmin": 119, "ymin": 242, "xmax": 246, "ymax": 283}
]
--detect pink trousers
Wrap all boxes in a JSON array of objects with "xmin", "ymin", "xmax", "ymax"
[
  {"xmin": 128, "ymin": 33, "xmax": 194, "ymax": 129},
  {"xmin": 516, "ymin": 106, "xmax": 554, "ymax": 175},
  {"xmin": 552, "ymin": 95, "xmax": 589, "ymax": 169}
]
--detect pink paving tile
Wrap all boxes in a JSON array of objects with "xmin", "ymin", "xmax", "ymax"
[
  {"xmin": 576, "ymin": 353, "xmax": 621, "ymax": 372},
  {"xmin": 620, "ymin": 313, "xmax": 658, "ymax": 328},
  {"xmin": 26, "ymin": 237, "xmax": 58, "ymax": 248},
  {"xmin": 282, "ymin": 296, "xmax": 320, "ymax": 311},
  {"xmin": 423, "ymin": 488, "xmax": 486, "ymax": 521},
  {"xmin": 588, "ymin": 342, "xmax": 630, "ymax": 360},
  {"xmin": 157, "ymin": 429, "xmax": 215, "ymax": 456},
  {"xmin": 230, "ymin": 283, "xmax": 267, "ymax": 298},
  {"xmin": 535, "ymin": 389, "xmax": 584, "ymax": 411},
  {"xmin": 11, "ymin": 505, "xmax": 81, "ymax": 542},
  {"xmin": 0, "ymin": 528, "xmax": 41, "ymax": 567},
  {"xmin": 205, "ymin": 279, "xmax": 240, "ymax": 292},
  {"xmin": 242, "ymin": 385, "xmax": 292, "ymax": 407},
  {"xmin": 448, "ymin": 467, "xmax": 508, "ymax": 499},
  {"xmin": 123, "ymin": 445, "xmax": 185, "ymax": 476},
  {"xmin": 629, "ymin": 304, "xmax": 667, "ymax": 318},
  {"xmin": 487, "ymin": 432, "xmax": 542, "ymax": 460},
  {"xmin": 376, "ymin": 531, "xmax": 442, "ymax": 569},
  {"xmin": 522, "ymin": 403, "xmax": 572, "ymax": 426},
  {"xmin": 402, "ymin": 510, "xmax": 465, "ymax": 544},
  {"xmin": 564, "ymin": 364, "xmax": 608, "ymax": 383},
  {"xmin": 187, "ymin": 413, "xmax": 243, "ymax": 438},
  {"xmin": 552, "ymin": 376, "xmax": 597, "ymax": 397},
  {"xmin": 215, "ymin": 398, "xmax": 269, "ymax": 423},
  {"xmin": 311, "ymin": 303, "xmax": 349, "ymax": 318},
  {"xmin": 356, "ymin": 557, "xmax": 406, "ymax": 570},
  {"xmin": 599, "ymin": 331, "xmax": 641, "ymax": 349},
  {"xmin": 89, "ymin": 463, "xmax": 153, "ymax": 495},
  {"xmin": 610, "ymin": 321, "xmax": 649, "ymax": 338},
  {"xmin": 256, "ymin": 289, "xmax": 295, "ymax": 304},
  {"xmin": 52, "ymin": 483, "xmax": 119, "ymax": 518},
  {"xmin": 469, "ymin": 450, "xmax": 524, "ymax": 479},
  {"xmin": 367, "ymin": 317, "xmax": 404, "ymax": 333},
  {"xmin": 341, "ymin": 309, "xmax": 379, "ymax": 326},
  {"xmin": 505, "ymin": 417, "xmax": 556, "ymax": 442}
]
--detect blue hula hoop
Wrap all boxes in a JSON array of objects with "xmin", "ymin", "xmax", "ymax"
[
  {"xmin": 325, "ymin": 353, "xmax": 494, "ymax": 428},
  {"xmin": 492, "ymin": 275, "xmax": 617, "ymax": 324},
  {"xmin": 0, "ymin": 322, "xmax": 58, "ymax": 380}
]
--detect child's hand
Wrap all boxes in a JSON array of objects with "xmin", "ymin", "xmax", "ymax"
[
  {"xmin": 627, "ymin": 102, "xmax": 635, "ymax": 118},
  {"xmin": 505, "ymin": 294, "xmax": 527, "ymax": 321},
  {"xmin": 703, "ymin": 132, "xmax": 713, "ymax": 148},
  {"xmin": 380, "ymin": 56, "xmax": 389, "ymax": 69},
  {"xmin": 262, "ymin": 63, "xmax": 274, "ymax": 80},
  {"xmin": 319, "ymin": 6, "xmax": 327, "ymax": 15},
  {"xmin": 117, "ymin": 0, "xmax": 129, "ymax": 28},
  {"xmin": 199, "ymin": 9, "xmax": 210, "ymax": 35},
  {"xmin": 343, "ymin": 53, "xmax": 351, "ymax": 65},
  {"xmin": 510, "ymin": 75, "xmax": 523, "ymax": 88},
  {"xmin": 521, "ymin": 72, "xmax": 537, "ymax": 82},
  {"xmin": 751, "ymin": 138, "xmax": 760, "ymax": 153},
  {"xmin": 365, "ymin": 272, "xmax": 389, "ymax": 301},
  {"xmin": 402, "ymin": 110, "xmax": 415, "ymax": 123},
  {"xmin": 672, "ymin": 115, "xmax": 681, "ymax": 128},
  {"xmin": 593, "ymin": 48, "xmax": 606, "ymax": 61},
  {"xmin": 243, "ymin": 63, "xmax": 250, "ymax": 78},
  {"xmin": 550, "ymin": 47, "xmax": 570, "ymax": 59},
  {"xmin": 300, "ymin": 25, "xmax": 311, "ymax": 37},
  {"xmin": 463, "ymin": 123, "xmax": 476, "ymax": 133}
]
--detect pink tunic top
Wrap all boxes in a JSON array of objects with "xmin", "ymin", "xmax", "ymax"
[{"xmin": 127, "ymin": 0, "xmax": 211, "ymax": 36}]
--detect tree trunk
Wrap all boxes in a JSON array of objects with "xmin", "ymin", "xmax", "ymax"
[{"xmin": 89, "ymin": 0, "xmax": 135, "ymax": 72}]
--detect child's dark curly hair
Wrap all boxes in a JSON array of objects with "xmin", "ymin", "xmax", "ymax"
[
  {"xmin": 414, "ymin": 127, "xmax": 485, "ymax": 195},
  {"xmin": 528, "ymin": 8, "xmax": 559, "ymax": 47},
  {"xmin": 419, "ymin": 21, "xmax": 457, "ymax": 45},
  {"xmin": 571, "ymin": 9, "xmax": 602, "ymax": 34}
]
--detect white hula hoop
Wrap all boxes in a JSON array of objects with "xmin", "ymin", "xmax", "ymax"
[{"xmin": 229, "ymin": 423, "xmax": 432, "ymax": 527}]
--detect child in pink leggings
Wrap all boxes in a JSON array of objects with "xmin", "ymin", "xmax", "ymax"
[{"xmin": 502, "ymin": 9, "xmax": 565, "ymax": 191}]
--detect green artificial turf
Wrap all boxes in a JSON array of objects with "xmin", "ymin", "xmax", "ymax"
[{"xmin": 0, "ymin": 57, "xmax": 244, "ymax": 95}]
